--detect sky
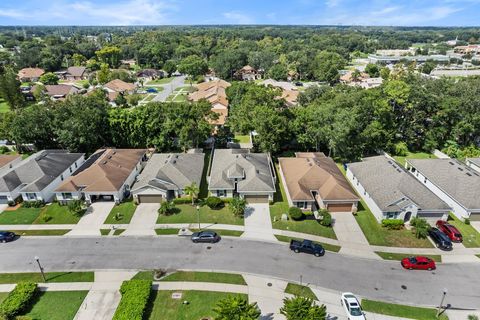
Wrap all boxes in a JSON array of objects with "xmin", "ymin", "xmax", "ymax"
[{"xmin": 0, "ymin": 0, "xmax": 479, "ymax": 26}]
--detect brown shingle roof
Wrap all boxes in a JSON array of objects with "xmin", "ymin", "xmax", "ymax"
[
  {"xmin": 279, "ymin": 154, "xmax": 359, "ymax": 202},
  {"xmin": 66, "ymin": 66, "xmax": 86, "ymax": 77},
  {"xmin": 56, "ymin": 148, "xmax": 146, "ymax": 192},
  {"xmin": 189, "ymin": 79, "xmax": 231, "ymax": 124},
  {"xmin": 104, "ymin": 79, "xmax": 136, "ymax": 93},
  {"xmin": 44, "ymin": 84, "xmax": 79, "ymax": 97},
  {"xmin": 18, "ymin": 68, "xmax": 45, "ymax": 79},
  {"xmin": 0, "ymin": 155, "xmax": 21, "ymax": 169}
]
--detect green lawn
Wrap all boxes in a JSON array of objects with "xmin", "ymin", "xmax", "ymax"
[
  {"xmin": 199, "ymin": 150, "xmax": 211, "ymax": 199},
  {"xmin": 393, "ymin": 151, "xmax": 436, "ymax": 167},
  {"xmin": 147, "ymin": 77, "xmax": 174, "ymax": 85},
  {"xmin": 362, "ymin": 299, "xmax": 448, "ymax": 320},
  {"xmin": 285, "ymin": 283, "xmax": 318, "ymax": 300},
  {"xmin": 145, "ymin": 290, "xmax": 247, "ymax": 320},
  {"xmin": 375, "ymin": 251, "xmax": 442, "ymax": 262},
  {"xmin": 155, "ymin": 228, "xmax": 180, "ymax": 235},
  {"xmin": 104, "ymin": 199, "xmax": 137, "ymax": 224},
  {"xmin": 160, "ymin": 271, "xmax": 246, "ymax": 285},
  {"xmin": 166, "ymin": 88, "xmax": 189, "ymax": 102},
  {"xmin": 113, "ymin": 228, "xmax": 125, "ymax": 235},
  {"xmin": 190, "ymin": 228, "xmax": 244, "ymax": 237},
  {"xmin": 270, "ymin": 164, "xmax": 337, "ymax": 239},
  {"xmin": 11, "ymin": 229, "xmax": 70, "ymax": 236},
  {"xmin": 21, "ymin": 291, "xmax": 88, "ymax": 320},
  {"xmin": 156, "ymin": 204, "xmax": 244, "ymax": 225},
  {"xmin": 0, "ymin": 207, "xmax": 42, "ymax": 224},
  {"xmin": 0, "ymin": 272, "xmax": 94, "ymax": 284},
  {"xmin": 144, "ymin": 94, "xmax": 156, "ymax": 102},
  {"xmin": 100, "ymin": 229, "xmax": 111, "ymax": 235},
  {"xmin": 274, "ymin": 235, "xmax": 341, "ymax": 252},
  {"xmin": 354, "ymin": 201, "xmax": 433, "ymax": 248},
  {"xmin": 447, "ymin": 214, "xmax": 480, "ymax": 248},
  {"xmin": 0, "ymin": 292, "xmax": 8, "ymax": 305},
  {"xmin": 33, "ymin": 203, "xmax": 81, "ymax": 224},
  {"xmin": 233, "ymin": 134, "xmax": 251, "ymax": 144},
  {"xmin": 0, "ymin": 99, "xmax": 9, "ymax": 113}
]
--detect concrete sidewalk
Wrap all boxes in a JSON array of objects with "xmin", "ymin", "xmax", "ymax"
[
  {"xmin": 122, "ymin": 203, "xmax": 158, "ymax": 236},
  {"xmin": 68, "ymin": 202, "xmax": 115, "ymax": 236},
  {"xmin": 242, "ymin": 204, "xmax": 277, "ymax": 241},
  {"xmin": 244, "ymin": 274, "xmax": 287, "ymax": 320}
]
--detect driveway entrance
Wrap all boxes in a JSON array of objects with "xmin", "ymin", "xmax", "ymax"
[{"xmin": 241, "ymin": 203, "xmax": 276, "ymax": 241}]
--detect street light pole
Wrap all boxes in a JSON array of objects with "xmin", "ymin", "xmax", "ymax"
[
  {"xmin": 196, "ymin": 205, "xmax": 200, "ymax": 230},
  {"xmin": 34, "ymin": 256, "xmax": 46, "ymax": 282},
  {"xmin": 436, "ymin": 288, "xmax": 447, "ymax": 318}
]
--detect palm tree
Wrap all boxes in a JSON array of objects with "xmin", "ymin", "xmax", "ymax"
[
  {"xmin": 184, "ymin": 182, "xmax": 200, "ymax": 206},
  {"xmin": 229, "ymin": 197, "xmax": 247, "ymax": 217},
  {"xmin": 158, "ymin": 200, "xmax": 175, "ymax": 215},
  {"xmin": 280, "ymin": 296, "xmax": 327, "ymax": 320},
  {"xmin": 213, "ymin": 295, "xmax": 260, "ymax": 320}
]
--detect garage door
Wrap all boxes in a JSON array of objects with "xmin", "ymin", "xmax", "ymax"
[
  {"xmin": 137, "ymin": 194, "xmax": 163, "ymax": 204},
  {"xmin": 470, "ymin": 213, "xmax": 480, "ymax": 221},
  {"xmin": 327, "ymin": 203, "xmax": 353, "ymax": 212},
  {"xmin": 244, "ymin": 195, "xmax": 269, "ymax": 204}
]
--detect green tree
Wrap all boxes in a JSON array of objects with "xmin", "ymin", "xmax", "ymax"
[
  {"xmin": 229, "ymin": 197, "xmax": 247, "ymax": 217},
  {"xmin": 365, "ymin": 63, "xmax": 380, "ymax": 77},
  {"xmin": 213, "ymin": 296, "xmax": 260, "ymax": 320},
  {"xmin": 410, "ymin": 217, "xmax": 430, "ymax": 239},
  {"xmin": 39, "ymin": 72, "xmax": 59, "ymax": 85},
  {"xmin": 268, "ymin": 63, "xmax": 288, "ymax": 80},
  {"xmin": 162, "ymin": 60, "xmax": 177, "ymax": 76},
  {"xmin": 184, "ymin": 182, "xmax": 200, "ymax": 206},
  {"xmin": 158, "ymin": 201, "xmax": 176, "ymax": 215},
  {"xmin": 72, "ymin": 53, "xmax": 87, "ymax": 66},
  {"xmin": 97, "ymin": 63, "xmax": 111, "ymax": 85},
  {"xmin": 95, "ymin": 46, "xmax": 121, "ymax": 68},
  {"xmin": 177, "ymin": 55, "xmax": 208, "ymax": 85},
  {"xmin": 280, "ymin": 296, "xmax": 327, "ymax": 320},
  {"xmin": 0, "ymin": 67, "xmax": 25, "ymax": 110},
  {"xmin": 380, "ymin": 67, "xmax": 390, "ymax": 80},
  {"xmin": 312, "ymin": 51, "xmax": 346, "ymax": 84},
  {"xmin": 210, "ymin": 49, "xmax": 247, "ymax": 80},
  {"xmin": 68, "ymin": 200, "xmax": 86, "ymax": 218}
]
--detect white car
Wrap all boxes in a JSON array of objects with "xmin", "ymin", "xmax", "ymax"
[{"xmin": 341, "ymin": 292, "xmax": 366, "ymax": 320}]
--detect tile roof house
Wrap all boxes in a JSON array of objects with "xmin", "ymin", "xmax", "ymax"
[
  {"xmin": 346, "ymin": 155, "xmax": 450, "ymax": 223},
  {"xmin": 65, "ymin": 66, "xmax": 87, "ymax": 80},
  {"xmin": 131, "ymin": 152, "xmax": 205, "ymax": 203},
  {"xmin": 279, "ymin": 153, "xmax": 359, "ymax": 213},
  {"xmin": 189, "ymin": 79, "xmax": 231, "ymax": 126},
  {"xmin": 235, "ymin": 65, "xmax": 262, "ymax": 81},
  {"xmin": 0, "ymin": 150, "xmax": 85, "ymax": 204},
  {"xmin": 55, "ymin": 148, "xmax": 147, "ymax": 204},
  {"xmin": 466, "ymin": 158, "xmax": 480, "ymax": 173},
  {"xmin": 406, "ymin": 158, "xmax": 480, "ymax": 221},
  {"xmin": 261, "ymin": 79, "xmax": 299, "ymax": 106},
  {"xmin": 18, "ymin": 68, "xmax": 45, "ymax": 82},
  {"xmin": 208, "ymin": 149, "xmax": 276, "ymax": 203}
]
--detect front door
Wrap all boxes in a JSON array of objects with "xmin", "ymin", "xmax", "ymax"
[{"xmin": 404, "ymin": 211, "xmax": 412, "ymax": 222}]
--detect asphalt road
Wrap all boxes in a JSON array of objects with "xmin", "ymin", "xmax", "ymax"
[{"xmin": 1, "ymin": 236, "xmax": 479, "ymax": 309}]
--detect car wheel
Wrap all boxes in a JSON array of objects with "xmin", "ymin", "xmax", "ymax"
[
  {"xmin": 314, "ymin": 253, "xmax": 320, "ymax": 257},
  {"xmin": 192, "ymin": 240, "xmax": 198, "ymax": 243},
  {"xmin": 428, "ymin": 267, "xmax": 432, "ymax": 271},
  {"xmin": 409, "ymin": 267, "xmax": 412, "ymax": 270},
  {"xmin": 294, "ymin": 249, "xmax": 299, "ymax": 253}
]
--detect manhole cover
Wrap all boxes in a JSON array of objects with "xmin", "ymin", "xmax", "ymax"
[
  {"xmin": 267, "ymin": 283, "xmax": 272, "ymax": 287},
  {"xmin": 374, "ymin": 287, "xmax": 378, "ymax": 291},
  {"xmin": 230, "ymin": 246, "xmax": 233, "ymax": 249},
  {"xmin": 206, "ymin": 246, "xmax": 212, "ymax": 250},
  {"xmin": 401, "ymin": 285, "xmax": 407, "ymax": 290}
]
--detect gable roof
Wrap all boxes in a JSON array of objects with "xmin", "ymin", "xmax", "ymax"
[
  {"xmin": 348, "ymin": 156, "xmax": 449, "ymax": 212},
  {"xmin": 279, "ymin": 153, "xmax": 359, "ymax": 202},
  {"xmin": 132, "ymin": 152, "xmax": 204, "ymax": 193},
  {"xmin": 55, "ymin": 149, "xmax": 146, "ymax": 193},
  {"xmin": 407, "ymin": 158, "xmax": 480, "ymax": 210},
  {"xmin": 66, "ymin": 66, "xmax": 86, "ymax": 77},
  {"xmin": 189, "ymin": 79, "xmax": 231, "ymax": 125},
  {"xmin": 0, "ymin": 150, "xmax": 84, "ymax": 193},
  {"xmin": 209, "ymin": 149, "xmax": 275, "ymax": 193},
  {"xmin": 44, "ymin": 84, "xmax": 79, "ymax": 97},
  {"xmin": 18, "ymin": 68, "xmax": 45, "ymax": 79},
  {"xmin": 104, "ymin": 79, "xmax": 136, "ymax": 93},
  {"xmin": 0, "ymin": 155, "xmax": 21, "ymax": 170}
]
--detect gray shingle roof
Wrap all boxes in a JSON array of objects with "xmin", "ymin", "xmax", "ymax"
[
  {"xmin": 209, "ymin": 149, "xmax": 275, "ymax": 193},
  {"xmin": 467, "ymin": 157, "xmax": 480, "ymax": 167},
  {"xmin": 407, "ymin": 158, "xmax": 480, "ymax": 210},
  {"xmin": 132, "ymin": 153, "xmax": 205, "ymax": 192},
  {"xmin": 0, "ymin": 150, "xmax": 84, "ymax": 193},
  {"xmin": 348, "ymin": 156, "xmax": 449, "ymax": 212}
]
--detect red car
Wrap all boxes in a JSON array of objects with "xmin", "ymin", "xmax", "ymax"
[
  {"xmin": 401, "ymin": 256, "xmax": 436, "ymax": 270},
  {"xmin": 436, "ymin": 220, "xmax": 463, "ymax": 242}
]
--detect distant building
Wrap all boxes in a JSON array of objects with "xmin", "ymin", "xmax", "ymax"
[
  {"xmin": 453, "ymin": 45, "xmax": 480, "ymax": 55},
  {"xmin": 340, "ymin": 71, "xmax": 383, "ymax": 89},
  {"xmin": 42, "ymin": 84, "xmax": 80, "ymax": 100},
  {"xmin": 368, "ymin": 54, "xmax": 450, "ymax": 64},
  {"xmin": 260, "ymin": 79, "xmax": 299, "ymax": 106},
  {"xmin": 376, "ymin": 48, "xmax": 416, "ymax": 56},
  {"xmin": 189, "ymin": 79, "xmax": 231, "ymax": 126},
  {"xmin": 235, "ymin": 65, "xmax": 263, "ymax": 81},
  {"xmin": 18, "ymin": 68, "xmax": 45, "ymax": 82}
]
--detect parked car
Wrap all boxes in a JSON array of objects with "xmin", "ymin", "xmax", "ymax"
[
  {"xmin": 146, "ymin": 88, "xmax": 158, "ymax": 93},
  {"xmin": 191, "ymin": 230, "xmax": 220, "ymax": 243},
  {"xmin": 341, "ymin": 292, "xmax": 366, "ymax": 320},
  {"xmin": 436, "ymin": 220, "xmax": 462, "ymax": 242},
  {"xmin": 428, "ymin": 227, "xmax": 453, "ymax": 251},
  {"xmin": 289, "ymin": 239, "xmax": 325, "ymax": 257},
  {"xmin": 0, "ymin": 231, "xmax": 16, "ymax": 243},
  {"xmin": 294, "ymin": 81, "xmax": 303, "ymax": 86},
  {"xmin": 401, "ymin": 256, "xmax": 436, "ymax": 270}
]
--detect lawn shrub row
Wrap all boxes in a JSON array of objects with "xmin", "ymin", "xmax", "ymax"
[
  {"xmin": 112, "ymin": 280, "xmax": 152, "ymax": 320},
  {"xmin": 0, "ymin": 282, "xmax": 37, "ymax": 319},
  {"xmin": 381, "ymin": 219, "xmax": 404, "ymax": 230},
  {"xmin": 172, "ymin": 197, "xmax": 192, "ymax": 204}
]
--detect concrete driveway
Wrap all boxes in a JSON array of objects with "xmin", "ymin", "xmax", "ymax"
[
  {"xmin": 123, "ymin": 203, "xmax": 159, "ymax": 236},
  {"xmin": 67, "ymin": 202, "xmax": 115, "ymax": 236},
  {"xmin": 0, "ymin": 204, "xmax": 8, "ymax": 214},
  {"xmin": 151, "ymin": 75, "xmax": 186, "ymax": 102},
  {"xmin": 241, "ymin": 203, "xmax": 277, "ymax": 241}
]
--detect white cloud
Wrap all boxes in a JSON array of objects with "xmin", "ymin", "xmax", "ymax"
[
  {"xmin": 0, "ymin": 9, "xmax": 26, "ymax": 18},
  {"xmin": 222, "ymin": 11, "xmax": 254, "ymax": 24},
  {"xmin": 325, "ymin": 0, "xmax": 341, "ymax": 8}
]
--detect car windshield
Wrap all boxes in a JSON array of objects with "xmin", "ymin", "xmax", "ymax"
[
  {"xmin": 350, "ymin": 306, "xmax": 362, "ymax": 316},
  {"xmin": 408, "ymin": 257, "xmax": 417, "ymax": 263},
  {"xmin": 454, "ymin": 233, "xmax": 462, "ymax": 237}
]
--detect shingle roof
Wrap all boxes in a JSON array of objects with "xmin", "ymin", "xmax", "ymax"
[
  {"xmin": 279, "ymin": 154, "xmax": 359, "ymax": 202},
  {"xmin": 0, "ymin": 150, "xmax": 84, "ymax": 193},
  {"xmin": 44, "ymin": 84, "xmax": 79, "ymax": 97},
  {"xmin": 467, "ymin": 158, "xmax": 480, "ymax": 167},
  {"xmin": 132, "ymin": 153, "xmax": 204, "ymax": 193},
  {"xmin": 348, "ymin": 156, "xmax": 449, "ymax": 212},
  {"xmin": 209, "ymin": 149, "xmax": 275, "ymax": 193},
  {"xmin": 56, "ymin": 149, "xmax": 146, "ymax": 193},
  {"xmin": 407, "ymin": 158, "xmax": 480, "ymax": 210},
  {"xmin": 104, "ymin": 79, "xmax": 136, "ymax": 93},
  {"xmin": 66, "ymin": 66, "xmax": 86, "ymax": 77},
  {"xmin": 18, "ymin": 68, "xmax": 44, "ymax": 79}
]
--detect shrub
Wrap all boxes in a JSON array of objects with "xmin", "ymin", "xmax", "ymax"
[
  {"xmin": 229, "ymin": 197, "xmax": 247, "ymax": 217},
  {"xmin": 0, "ymin": 282, "xmax": 37, "ymax": 319},
  {"xmin": 410, "ymin": 217, "xmax": 430, "ymax": 239},
  {"xmin": 158, "ymin": 201, "xmax": 176, "ymax": 215},
  {"xmin": 28, "ymin": 200, "xmax": 44, "ymax": 208},
  {"xmin": 318, "ymin": 209, "xmax": 332, "ymax": 227},
  {"xmin": 41, "ymin": 214, "xmax": 51, "ymax": 223},
  {"xmin": 0, "ymin": 146, "xmax": 10, "ymax": 154},
  {"xmin": 15, "ymin": 316, "xmax": 33, "ymax": 320},
  {"xmin": 394, "ymin": 141, "xmax": 408, "ymax": 156},
  {"xmin": 205, "ymin": 196, "xmax": 223, "ymax": 209},
  {"xmin": 68, "ymin": 200, "xmax": 86, "ymax": 217},
  {"xmin": 465, "ymin": 218, "xmax": 471, "ymax": 225},
  {"xmin": 112, "ymin": 280, "xmax": 152, "ymax": 320},
  {"xmin": 381, "ymin": 219, "xmax": 404, "ymax": 230},
  {"xmin": 288, "ymin": 207, "xmax": 304, "ymax": 221},
  {"xmin": 172, "ymin": 197, "xmax": 192, "ymax": 205}
]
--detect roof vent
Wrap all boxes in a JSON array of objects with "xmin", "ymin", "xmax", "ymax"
[
  {"xmin": 175, "ymin": 155, "xmax": 179, "ymax": 159},
  {"xmin": 458, "ymin": 167, "xmax": 464, "ymax": 171},
  {"xmin": 256, "ymin": 170, "xmax": 259, "ymax": 174},
  {"xmin": 173, "ymin": 160, "xmax": 176, "ymax": 164},
  {"xmin": 102, "ymin": 161, "xmax": 107, "ymax": 164},
  {"xmin": 387, "ymin": 160, "xmax": 392, "ymax": 164},
  {"xmin": 449, "ymin": 161, "xmax": 455, "ymax": 165},
  {"xmin": 112, "ymin": 151, "xmax": 116, "ymax": 155},
  {"xmin": 397, "ymin": 169, "xmax": 402, "ymax": 173},
  {"xmin": 466, "ymin": 172, "xmax": 472, "ymax": 176}
]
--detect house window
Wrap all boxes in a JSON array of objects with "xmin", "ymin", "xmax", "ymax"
[
  {"xmin": 69, "ymin": 167, "xmax": 72, "ymax": 173},
  {"xmin": 296, "ymin": 202, "xmax": 306, "ymax": 209},
  {"xmin": 75, "ymin": 162, "xmax": 78, "ymax": 168},
  {"xmin": 217, "ymin": 190, "xmax": 226, "ymax": 197},
  {"xmin": 61, "ymin": 174, "xmax": 64, "ymax": 181},
  {"xmin": 26, "ymin": 193, "xmax": 36, "ymax": 201},
  {"xmin": 387, "ymin": 212, "xmax": 396, "ymax": 219},
  {"xmin": 62, "ymin": 193, "xmax": 73, "ymax": 200}
]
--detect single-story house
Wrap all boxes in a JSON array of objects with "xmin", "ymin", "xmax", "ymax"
[
  {"xmin": 406, "ymin": 158, "xmax": 480, "ymax": 221},
  {"xmin": 466, "ymin": 158, "xmax": 480, "ymax": 173},
  {"xmin": 279, "ymin": 153, "xmax": 359, "ymax": 212},
  {"xmin": 18, "ymin": 68, "xmax": 45, "ymax": 82},
  {"xmin": 65, "ymin": 66, "xmax": 87, "ymax": 80},
  {"xmin": 104, "ymin": 79, "xmax": 136, "ymax": 95},
  {"xmin": 136, "ymin": 69, "xmax": 167, "ymax": 80},
  {"xmin": 260, "ymin": 79, "xmax": 299, "ymax": 107},
  {"xmin": 42, "ymin": 84, "xmax": 80, "ymax": 100},
  {"xmin": 0, "ymin": 150, "xmax": 85, "ymax": 204},
  {"xmin": 55, "ymin": 148, "xmax": 147, "ymax": 204},
  {"xmin": 131, "ymin": 152, "xmax": 205, "ymax": 203},
  {"xmin": 346, "ymin": 155, "xmax": 450, "ymax": 223},
  {"xmin": 208, "ymin": 149, "xmax": 276, "ymax": 203}
]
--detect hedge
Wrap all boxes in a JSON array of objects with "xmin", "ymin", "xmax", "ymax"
[
  {"xmin": 381, "ymin": 219, "xmax": 404, "ymax": 230},
  {"xmin": 112, "ymin": 280, "xmax": 152, "ymax": 320},
  {"xmin": 0, "ymin": 282, "xmax": 37, "ymax": 319},
  {"xmin": 288, "ymin": 207, "xmax": 304, "ymax": 220},
  {"xmin": 172, "ymin": 197, "xmax": 192, "ymax": 204}
]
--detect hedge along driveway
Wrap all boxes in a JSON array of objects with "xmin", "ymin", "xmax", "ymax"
[{"xmin": 156, "ymin": 204, "xmax": 244, "ymax": 226}]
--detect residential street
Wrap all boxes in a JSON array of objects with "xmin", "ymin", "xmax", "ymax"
[
  {"xmin": 151, "ymin": 75, "xmax": 186, "ymax": 102},
  {"xmin": 1, "ymin": 236, "xmax": 479, "ymax": 309}
]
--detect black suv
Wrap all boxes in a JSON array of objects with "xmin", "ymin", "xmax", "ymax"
[{"xmin": 428, "ymin": 227, "xmax": 453, "ymax": 251}]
